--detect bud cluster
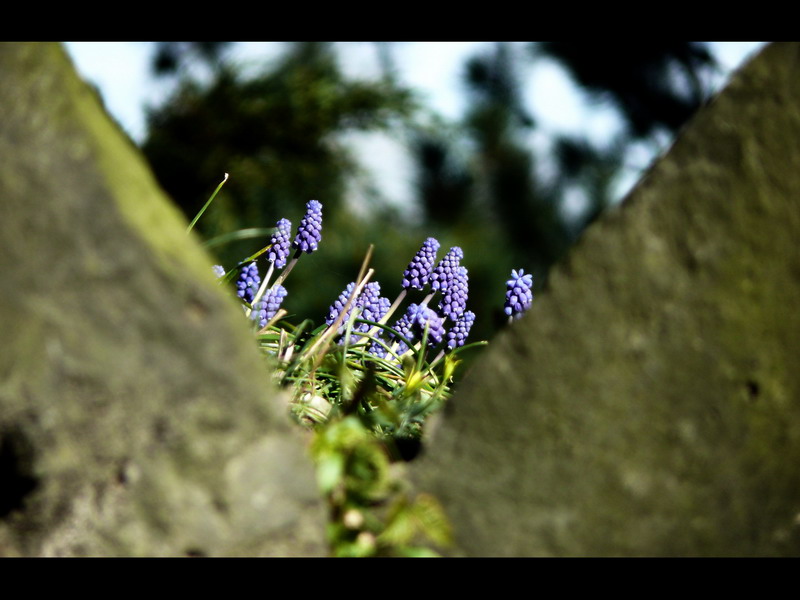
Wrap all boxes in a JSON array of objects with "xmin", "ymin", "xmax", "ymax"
[
  {"xmin": 236, "ymin": 262, "xmax": 261, "ymax": 304},
  {"xmin": 430, "ymin": 246, "xmax": 464, "ymax": 292},
  {"xmin": 218, "ymin": 200, "xmax": 536, "ymax": 373},
  {"xmin": 402, "ymin": 237, "xmax": 440, "ymax": 290},
  {"xmin": 437, "ymin": 265, "xmax": 469, "ymax": 322},
  {"xmin": 293, "ymin": 199, "xmax": 323, "ymax": 254},
  {"xmin": 504, "ymin": 269, "xmax": 534, "ymax": 320},
  {"xmin": 268, "ymin": 218, "xmax": 293, "ymax": 269}
]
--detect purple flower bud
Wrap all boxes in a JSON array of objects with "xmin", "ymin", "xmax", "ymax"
[
  {"xmin": 402, "ymin": 237, "xmax": 440, "ymax": 290},
  {"xmin": 256, "ymin": 285, "xmax": 288, "ymax": 328},
  {"xmin": 365, "ymin": 293, "xmax": 392, "ymax": 359},
  {"xmin": 430, "ymin": 246, "xmax": 464, "ymax": 292},
  {"xmin": 268, "ymin": 218, "xmax": 292, "ymax": 269},
  {"xmin": 326, "ymin": 282, "xmax": 357, "ymax": 330},
  {"xmin": 446, "ymin": 310, "xmax": 475, "ymax": 351},
  {"xmin": 357, "ymin": 282, "xmax": 390, "ymax": 324},
  {"xmin": 437, "ymin": 266, "xmax": 469, "ymax": 322},
  {"xmin": 236, "ymin": 262, "xmax": 260, "ymax": 304},
  {"xmin": 212, "ymin": 265, "xmax": 226, "ymax": 278},
  {"xmin": 504, "ymin": 269, "xmax": 533, "ymax": 320},
  {"xmin": 391, "ymin": 303, "xmax": 421, "ymax": 355},
  {"xmin": 327, "ymin": 281, "xmax": 391, "ymax": 344},
  {"xmin": 412, "ymin": 303, "xmax": 446, "ymax": 348},
  {"xmin": 368, "ymin": 338, "xmax": 388, "ymax": 359},
  {"xmin": 292, "ymin": 200, "xmax": 323, "ymax": 254}
]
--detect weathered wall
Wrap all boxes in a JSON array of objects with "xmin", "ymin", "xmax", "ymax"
[
  {"xmin": 414, "ymin": 42, "xmax": 800, "ymax": 556},
  {"xmin": 0, "ymin": 43, "xmax": 326, "ymax": 556}
]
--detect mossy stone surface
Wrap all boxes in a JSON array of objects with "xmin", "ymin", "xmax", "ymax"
[
  {"xmin": 0, "ymin": 43, "xmax": 325, "ymax": 556},
  {"xmin": 414, "ymin": 42, "xmax": 800, "ymax": 556}
]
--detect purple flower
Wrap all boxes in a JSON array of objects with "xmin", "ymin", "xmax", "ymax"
[
  {"xmin": 368, "ymin": 338, "xmax": 388, "ymax": 359},
  {"xmin": 412, "ymin": 303, "xmax": 446, "ymax": 348},
  {"xmin": 437, "ymin": 265, "xmax": 469, "ymax": 322},
  {"xmin": 402, "ymin": 237, "xmax": 440, "ymax": 290},
  {"xmin": 256, "ymin": 285, "xmax": 288, "ymax": 328},
  {"xmin": 212, "ymin": 265, "xmax": 226, "ymax": 278},
  {"xmin": 358, "ymin": 284, "xmax": 391, "ymax": 338},
  {"xmin": 391, "ymin": 303, "xmax": 421, "ymax": 355},
  {"xmin": 430, "ymin": 246, "xmax": 464, "ymax": 293},
  {"xmin": 236, "ymin": 262, "xmax": 260, "ymax": 304},
  {"xmin": 326, "ymin": 282, "xmax": 358, "ymax": 331},
  {"xmin": 446, "ymin": 310, "xmax": 475, "ymax": 351},
  {"xmin": 292, "ymin": 200, "xmax": 323, "ymax": 254},
  {"xmin": 391, "ymin": 302, "xmax": 446, "ymax": 351},
  {"xmin": 327, "ymin": 281, "xmax": 391, "ymax": 343},
  {"xmin": 504, "ymin": 269, "xmax": 533, "ymax": 320},
  {"xmin": 268, "ymin": 218, "xmax": 292, "ymax": 269}
]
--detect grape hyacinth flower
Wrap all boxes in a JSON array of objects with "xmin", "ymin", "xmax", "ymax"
[
  {"xmin": 212, "ymin": 265, "xmax": 226, "ymax": 278},
  {"xmin": 358, "ymin": 282, "xmax": 390, "ymax": 325},
  {"xmin": 326, "ymin": 282, "xmax": 358, "ymax": 331},
  {"xmin": 437, "ymin": 266, "xmax": 469, "ymax": 322},
  {"xmin": 390, "ymin": 303, "xmax": 421, "ymax": 356},
  {"xmin": 368, "ymin": 337, "xmax": 388, "ymax": 359},
  {"xmin": 255, "ymin": 285, "xmax": 288, "ymax": 328},
  {"xmin": 352, "ymin": 285, "xmax": 391, "ymax": 341},
  {"xmin": 412, "ymin": 303, "xmax": 446, "ymax": 348},
  {"xmin": 327, "ymin": 281, "xmax": 391, "ymax": 343},
  {"xmin": 446, "ymin": 310, "xmax": 475, "ymax": 351},
  {"xmin": 402, "ymin": 237, "xmax": 440, "ymax": 290},
  {"xmin": 430, "ymin": 246, "xmax": 464, "ymax": 293},
  {"xmin": 292, "ymin": 200, "xmax": 323, "ymax": 254},
  {"xmin": 236, "ymin": 262, "xmax": 261, "ymax": 305},
  {"xmin": 268, "ymin": 218, "xmax": 292, "ymax": 269},
  {"xmin": 504, "ymin": 269, "xmax": 533, "ymax": 320}
]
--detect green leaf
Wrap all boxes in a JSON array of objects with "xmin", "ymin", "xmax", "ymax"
[
  {"xmin": 186, "ymin": 173, "xmax": 228, "ymax": 233},
  {"xmin": 316, "ymin": 452, "xmax": 344, "ymax": 495}
]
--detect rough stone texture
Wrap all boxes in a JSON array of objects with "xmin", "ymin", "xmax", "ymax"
[
  {"xmin": 0, "ymin": 43, "xmax": 326, "ymax": 556},
  {"xmin": 413, "ymin": 42, "xmax": 800, "ymax": 556}
]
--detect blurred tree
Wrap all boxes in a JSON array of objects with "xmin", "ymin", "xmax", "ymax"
[
  {"xmin": 141, "ymin": 42, "xmax": 420, "ymax": 323},
  {"xmin": 535, "ymin": 42, "xmax": 717, "ymax": 139},
  {"xmin": 140, "ymin": 41, "xmax": 719, "ymax": 361},
  {"xmin": 410, "ymin": 43, "xmax": 570, "ymax": 337},
  {"xmin": 151, "ymin": 42, "xmax": 232, "ymax": 77},
  {"xmin": 410, "ymin": 42, "xmax": 718, "ymax": 336}
]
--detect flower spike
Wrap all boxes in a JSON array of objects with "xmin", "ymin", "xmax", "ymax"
[{"xmin": 504, "ymin": 268, "xmax": 533, "ymax": 320}]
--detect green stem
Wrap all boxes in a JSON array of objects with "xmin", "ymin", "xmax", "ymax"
[
  {"xmin": 187, "ymin": 173, "xmax": 228, "ymax": 233},
  {"xmin": 271, "ymin": 249, "xmax": 302, "ymax": 289}
]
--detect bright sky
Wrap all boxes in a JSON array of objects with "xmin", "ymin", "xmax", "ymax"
[{"xmin": 64, "ymin": 41, "xmax": 767, "ymax": 218}]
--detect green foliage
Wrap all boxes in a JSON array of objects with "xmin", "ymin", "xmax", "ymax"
[{"xmin": 252, "ymin": 264, "xmax": 474, "ymax": 556}]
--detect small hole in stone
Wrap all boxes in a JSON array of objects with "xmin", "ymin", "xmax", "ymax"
[
  {"xmin": 115, "ymin": 462, "xmax": 128, "ymax": 486},
  {"xmin": 745, "ymin": 379, "xmax": 760, "ymax": 400},
  {"xmin": 0, "ymin": 428, "xmax": 39, "ymax": 519},
  {"xmin": 185, "ymin": 548, "xmax": 206, "ymax": 557}
]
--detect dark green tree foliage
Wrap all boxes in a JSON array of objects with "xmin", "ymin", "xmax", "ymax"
[
  {"xmin": 462, "ymin": 44, "xmax": 572, "ymax": 331},
  {"xmin": 413, "ymin": 43, "xmax": 570, "ymax": 336},
  {"xmin": 151, "ymin": 42, "xmax": 232, "ymax": 77},
  {"xmin": 551, "ymin": 133, "xmax": 627, "ymax": 232},
  {"xmin": 414, "ymin": 136, "xmax": 473, "ymax": 227},
  {"xmin": 143, "ymin": 42, "xmax": 413, "ymax": 256},
  {"xmin": 535, "ymin": 42, "xmax": 718, "ymax": 232},
  {"xmin": 410, "ymin": 42, "xmax": 719, "ymax": 339},
  {"xmin": 142, "ymin": 41, "xmax": 719, "ymax": 356}
]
